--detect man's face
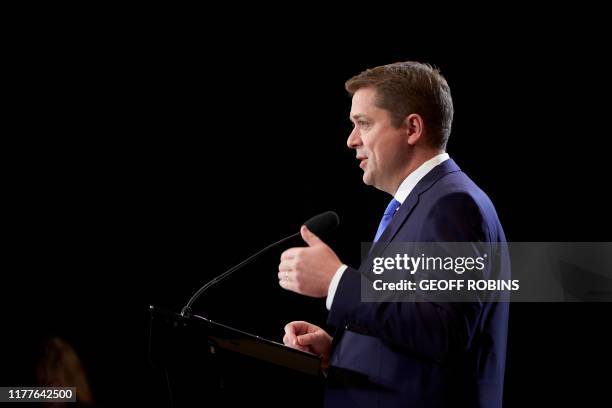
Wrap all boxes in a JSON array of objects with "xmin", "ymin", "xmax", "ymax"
[{"xmin": 347, "ymin": 87, "xmax": 411, "ymax": 194}]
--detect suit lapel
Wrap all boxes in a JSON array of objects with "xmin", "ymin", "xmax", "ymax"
[{"xmin": 367, "ymin": 159, "xmax": 462, "ymax": 260}]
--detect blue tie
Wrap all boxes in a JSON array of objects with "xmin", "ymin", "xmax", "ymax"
[{"xmin": 374, "ymin": 198, "xmax": 401, "ymax": 242}]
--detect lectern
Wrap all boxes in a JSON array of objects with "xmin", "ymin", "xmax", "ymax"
[{"xmin": 148, "ymin": 306, "xmax": 323, "ymax": 407}]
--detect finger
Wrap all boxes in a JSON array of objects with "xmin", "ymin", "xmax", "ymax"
[
  {"xmin": 297, "ymin": 333, "xmax": 316, "ymax": 346},
  {"xmin": 283, "ymin": 327, "xmax": 297, "ymax": 346},
  {"xmin": 285, "ymin": 321, "xmax": 312, "ymax": 335},
  {"xmin": 278, "ymin": 260, "xmax": 293, "ymax": 272},
  {"xmin": 301, "ymin": 225, "xmax": 323, "ymax": 247},
  {"xmin": 284, "ymin": 340, "xmax": 310, "ymax": 352},
  {"xmin": 284, "ymin": 332, "xmax": 308, "ymax": 351},
  {"xmin": 280, "ymin": 248, "xmax": 301, "ymax": 261},
  {"xmin": 278, "ymin": 278, "xmax": 296, "ymax": 293},
  {"xmin": 293, "ymin": 343, "xmax": 311, "ymax": 352},
  {"xmin": 278, "ymin": 271, "xmax": 293, "ymax": 281},
  {"xmin": 284, "ymin": 323, "xmax": 310, "ymax": 349}
]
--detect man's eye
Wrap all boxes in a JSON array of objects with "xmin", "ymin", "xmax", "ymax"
[{"xmin": 350, "ymin": 120, "xmax": 369, "ymax": 129}]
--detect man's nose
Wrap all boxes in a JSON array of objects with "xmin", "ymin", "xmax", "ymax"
[{"xmin": 347, "ymin": 128, "xmax": 362, "ymax": 149}]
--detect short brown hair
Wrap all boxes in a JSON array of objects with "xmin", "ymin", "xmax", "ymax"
[{"xmin": 345, "ymin": 61, "xmax": 454, "ymax": 149}]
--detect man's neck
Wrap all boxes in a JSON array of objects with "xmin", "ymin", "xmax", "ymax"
[{"xmin": 390, "ymin": 150, "xmax": 445, "ymax": 196}]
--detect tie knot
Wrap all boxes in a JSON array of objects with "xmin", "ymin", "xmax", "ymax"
[{"xmin": 384, "ymin": 198, "xmax": 401, "ymax": 216}]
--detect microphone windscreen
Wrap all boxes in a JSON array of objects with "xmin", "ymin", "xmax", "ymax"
[{"xmin": 303, "ymin": 211, "xmax": 340, "ymax": 235}]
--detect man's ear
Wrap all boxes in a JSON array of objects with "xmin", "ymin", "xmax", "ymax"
[{"xmin": 404, "ymin": 113, "xmax": 424, "ymax": 146}]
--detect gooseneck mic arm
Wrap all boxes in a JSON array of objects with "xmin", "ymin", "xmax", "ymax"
[
  {"xmin": 180, "ymin": 211, "xmax": 340, "ymax": 317},
  {"xmin": 180, "ymin": 232, "xmax": 300, "ymax": 317}
]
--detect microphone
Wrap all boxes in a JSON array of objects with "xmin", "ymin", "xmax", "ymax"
[{"xmin": 180, "ymin": 211, "xmax": 340, "ymax": 317}]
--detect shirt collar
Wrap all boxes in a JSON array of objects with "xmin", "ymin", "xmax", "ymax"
[{"xmin": 394, "ymin": 153, "xmax": 450, "ymax": 204}]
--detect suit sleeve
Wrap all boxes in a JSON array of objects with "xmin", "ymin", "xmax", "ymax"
[{"xmin": 327, "ymin": 192, "xmax": 491, "ymax": 363}]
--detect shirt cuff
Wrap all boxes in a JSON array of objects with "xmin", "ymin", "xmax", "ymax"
[{"xmin": 326, "ymin": 264, "xmax": 348, "ymax": 310}]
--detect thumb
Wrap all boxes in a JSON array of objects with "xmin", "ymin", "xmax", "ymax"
[
  {"xmin": 297, "ymin": 333, "xmax": 316, "ymax": 346},
  {"xmin": 301, "ymin": 225, "xmax": 323, "ymax": 247}
]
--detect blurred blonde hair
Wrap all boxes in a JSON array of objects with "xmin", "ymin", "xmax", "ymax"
[{"xmin": 36, "ymin": 337, "xmax": 94, "ymax": 405}]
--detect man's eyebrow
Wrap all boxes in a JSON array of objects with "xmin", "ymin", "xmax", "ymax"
[{"xmin": 350, "ymin": 114, "xmax": 368, "ymax": 121}]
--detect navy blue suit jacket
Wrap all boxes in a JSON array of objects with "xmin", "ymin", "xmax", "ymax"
[{"xmin": 325, "ymin": 159, "xmax": 510, "ymax": 408}]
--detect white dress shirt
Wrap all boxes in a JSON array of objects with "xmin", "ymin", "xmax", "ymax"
[{"xmin": 325, "ymin": 153, "xmax": 450, "ymax": 310}]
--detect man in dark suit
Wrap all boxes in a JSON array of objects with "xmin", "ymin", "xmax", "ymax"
[{"xmin": 279, "ymin": 61, "xmax": 509, "ymax": 407}]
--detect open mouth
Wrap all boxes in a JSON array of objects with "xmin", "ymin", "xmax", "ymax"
[{"xmin": 358, "ymin": 158, "xmax": 368, "ymax": 169}]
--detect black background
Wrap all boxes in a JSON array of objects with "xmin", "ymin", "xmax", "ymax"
[{"xmin": 3, "ymin": 16, "xmax": 612, "ymax": 407}]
